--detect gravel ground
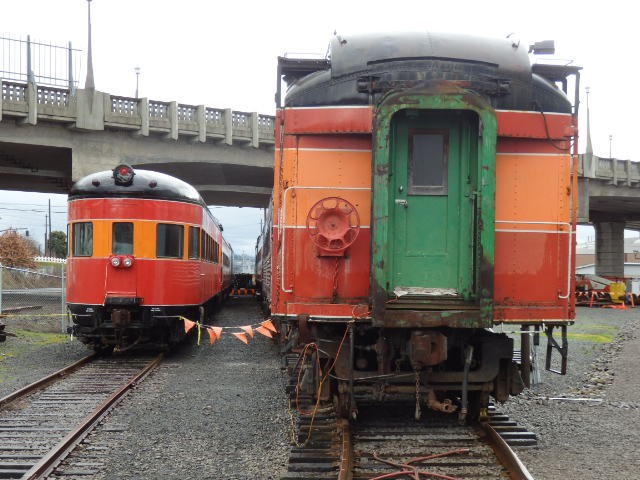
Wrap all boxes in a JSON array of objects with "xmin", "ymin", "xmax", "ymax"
[
  {"xmin": 2, "ymin": 302, "xmax": 639, "ymax": 479},
  {"xmin": 94, "ymin": 296, "xmax": 290, "ymax": 480},
  {"xmin": 502, "ymin": 306, "xmax": 640, "ymax": 480}
]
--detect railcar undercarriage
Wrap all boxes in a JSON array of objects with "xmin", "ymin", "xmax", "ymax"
[
  {"xmin": 282, "ymin": 319, "xmax": 525, "ymax": 422},
  {"xmin": 69, "ymin": 304, "xmax": 199, "ymax": 352}
]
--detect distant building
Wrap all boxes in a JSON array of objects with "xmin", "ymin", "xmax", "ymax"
[
  {"xmin": 233, "ymin": 253, "xmax": 255, "ymax": 274},
  {"xmin": 576, "ymin": 236, "xmax": 640, "ymax": 268}
]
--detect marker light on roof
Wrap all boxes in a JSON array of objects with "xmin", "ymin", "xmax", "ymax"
[{"xmin": 113, "ymin": 164, "xmax": 135, "ymax": 186}]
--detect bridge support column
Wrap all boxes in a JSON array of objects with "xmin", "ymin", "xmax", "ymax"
[{"xmin": 594, "ymin": 220, "xmax": 625, "ymax": 278}]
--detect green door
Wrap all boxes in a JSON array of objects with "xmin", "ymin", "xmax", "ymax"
[{"xmin": 388, "ymin": 110, "xmax": 477, "ymax": 300}]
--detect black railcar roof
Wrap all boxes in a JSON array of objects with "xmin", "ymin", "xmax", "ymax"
[
  {"xmin": 281, "ymin": 31, "xmax": 575, "ymax": 114},
  {"xmin": 68, "ymin": 167, "xmax": 207, "ymax": 207}
]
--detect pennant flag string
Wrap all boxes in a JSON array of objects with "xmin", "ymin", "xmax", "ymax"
[
  {"xmin": 233, "ymin": 332, "xmax": 249, "ymax": 344},
  {"xmin": 183, "ymin": 318, "xmax": 197, "ymax": 334},
  {"xmin": 178, "ymin": 317, "xmax": 277, "ymax": 348},
  {"xmin": 240, "ymin": 325, "xmax": 255, "ymax": 338},
  {"xmin": 255, "ymin": 326, "xmax": 273, "ymax": 338}
]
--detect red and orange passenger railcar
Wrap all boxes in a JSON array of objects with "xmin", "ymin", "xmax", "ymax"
[
  {"xmin": 262, "ymin": 32, "xmax": 579, "ymax": 419},
  {"xmin": 67, "ymin": 165, "xmax": 233, "ymax": 350}
]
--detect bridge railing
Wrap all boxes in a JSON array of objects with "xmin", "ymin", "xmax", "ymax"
[
  {"xmin": 579, "ymin": 153, "xmax": 640, "ymax": 186},
  {"xmin": 0, "ymin": 79, "xmax": 275, "ymax": 147}
]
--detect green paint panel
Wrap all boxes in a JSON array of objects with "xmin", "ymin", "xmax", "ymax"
[
  {"xmin": 389, "ymin": 112, "xmax": 476, "ymax": 294},
  {"xmin": 371, "ymin": 86, "xmax": 497, "ymax": 326}
]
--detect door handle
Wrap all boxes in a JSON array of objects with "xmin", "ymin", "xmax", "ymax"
[{"xmin": 395, "ymin": 199, "xmax": 408, "ymax": 208}]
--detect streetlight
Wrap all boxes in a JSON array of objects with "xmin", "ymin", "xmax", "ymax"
[
  {"xmin": 85, "ymin": 0, "xmax": 94, "ymax": 90},
  {"xmin": 609, "ymin": 134, "xmax": 613, "ymax": 159},
  {"xmin": 135, "ymin": 66, "xmax": 140, "ymax": 98}
]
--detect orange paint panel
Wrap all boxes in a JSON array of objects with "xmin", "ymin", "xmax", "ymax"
[
  {"xmin": 281, "ymin": 188, "xmax": 371, "ymax": 226},
  {"xmin": 90, "ymin": 221, "xmax": 111, "ymax": 257},
  {"xmin": 135, "ymin": 221, "xmax": 158, "ymax": 258},
  {"xmin": 496, "ymin": 153, "xmax": 571, "ymax": 223},
  {"xmin": 296, "ymin": 150, "xmax": 372, "ymax": 188}
]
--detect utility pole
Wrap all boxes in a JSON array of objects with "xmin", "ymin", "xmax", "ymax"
[
  {"xmin": 44, "ymin": 215, "xmax": 48, "ymax": 257},
  {"xmin": 48, "ymin": 199, "xmax": 52, "ymax": 256}
]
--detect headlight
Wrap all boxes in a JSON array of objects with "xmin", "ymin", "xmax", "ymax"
[
  {"xmin": 111, "ymin": 257, "xmax": 121, "ymax": 267},
  {"xmin": 123, "ymin": 257, "xmax": 133, "ymax": 267}
]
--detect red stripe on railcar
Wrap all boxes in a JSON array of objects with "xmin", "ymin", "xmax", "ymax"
[
  {"xmin": 282, "ymin": 134, "xmax": 373, "ymax": 150},
  {"xmin": 494, "ymin": 230, "xmax": 573, "ymax": 320},
  {"xmin": 68, "ymin": 198, "xmax": 203, "ymax": 223},
  {"xmin": 277, "ymin": 108, "xmax": 574, "ymax": 141},
  {"xmin": 495, "ymin": 110, "xmax": 575, "ymax": 140},
  {"xmin": 272, "ymin": 228, "xmax": 371, "ymax": 311},
  {"xmin": 278, "ymin": 107, "xmax": 373, "ymax": 135}
]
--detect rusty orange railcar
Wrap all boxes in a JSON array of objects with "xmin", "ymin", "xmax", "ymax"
[
  {"xmin": 67, "ymin": 164, "xmax": 233, "ymax": 351},
  {"xmin": 263, "ymin": 32, "xmax": 579, "ymax": 420}
]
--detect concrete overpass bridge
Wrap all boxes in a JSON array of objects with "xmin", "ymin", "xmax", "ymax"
[
  {"xmin": 0, "ymin": 80, "xmax": 275, "ymax": 207},
  {"xmin": 578, "ymin": 152, "xmax": 640, "ymax": 277},
  {"xmin": 2, "ymin": 80, "xmax": 640, "ymax": 278}
]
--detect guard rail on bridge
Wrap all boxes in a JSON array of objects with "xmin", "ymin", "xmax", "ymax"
[
  {"xmin": 579, "ymin": 153, "xmax": 640, "ymax": 186},
  {"xmin": 0, "ymin": 80, "xmax": 275, "ymax": 147}
]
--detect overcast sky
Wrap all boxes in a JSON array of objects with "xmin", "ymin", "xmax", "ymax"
[{"xmin": 1, "ymin": 0, "xmax": 638, "ymax": 250}]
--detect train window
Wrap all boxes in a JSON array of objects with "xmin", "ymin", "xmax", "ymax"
[
  {"xmin": 189, "ymin": 226, "xmax": 200, "ymax": 259},
  {"xmin": 156, "ymin": 224, "xmax": 184, "ymax": 259},
  {"xmin": 113, "ymin": 222, "xmax": 133, "ymax": 255},
  {"xmin": 72, "ymin": 222, "xmax": 93, "ymax": 257},
  {"xmin": 409, "ymin": 130, "xmax": 448, "ymax": 195}
]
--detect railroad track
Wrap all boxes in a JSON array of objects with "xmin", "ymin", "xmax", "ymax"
[
  {"xmin": 0, "ymin": 353, "xmax": 163, "ymax": 479},
  {"xmin": 282, "ymin": 356, "xmax": 535, "ymax": 480}
]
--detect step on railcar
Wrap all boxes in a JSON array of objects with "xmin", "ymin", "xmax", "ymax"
[
  {"xmin": 263, "ymin": 31, "xmax": 579, "ymax": 420},
  {"xmin": 67, "ymin": 164, "xmax": 233, "ymax": 351}
]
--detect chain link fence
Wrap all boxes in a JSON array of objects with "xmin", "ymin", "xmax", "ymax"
[{"xmin": 0, "ymin": 262, "xmax": 69, "ymax": 336}]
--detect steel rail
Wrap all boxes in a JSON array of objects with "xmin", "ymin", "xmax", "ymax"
[
  {"xmin": 0, "ymin": 352, "xmax": 98, "ymax": 410},
  {"xmin": 337, "ymin": 418, "xmax": 353, "ymax": 480},
  {"xmin": 480, "ymin": 422, "xmax": 535, "ymax": 480},
  {"xmin": 22, "ymin": 353, "xmax": 164, "ymax": 480}
]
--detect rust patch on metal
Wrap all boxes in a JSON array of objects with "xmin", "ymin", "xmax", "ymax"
[{"xmin": 408, "ymin": 331, "xmax": 447, "ymax": 368}]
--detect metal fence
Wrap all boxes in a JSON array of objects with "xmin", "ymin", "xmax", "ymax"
[
  {"xmin": 0, "ymin": 263, "xmax": 68, "ymax": 334},
  {"xmin": 0, "ymin": 35, "xmax": 82, "ymax": 89}
]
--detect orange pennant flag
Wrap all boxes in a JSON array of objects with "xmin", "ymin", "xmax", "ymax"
[
  {"xmin": 240, "ymin": 325, "xmax": 255, "ymax": 338},
  {"xmin": 261, "ymin": 319, "xmax": 277, "ymax": 333},
  {"xmin": 207, "ymin": 328, "xmax": 218, "ymax": 346},
  {"xmin": 183, "ymin": 318, "xmax": 197, "ymax": 334},
  {"xmin": 255, "ymin": 326, "xmax": 273, "ymax": 338},
  {"xmin": 233, "ymin": 332, "xmax": 249, "ymax": 344},
  {"xmin": 210, "ymin": 326, "xmax": 223, "ymax": 340}
]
